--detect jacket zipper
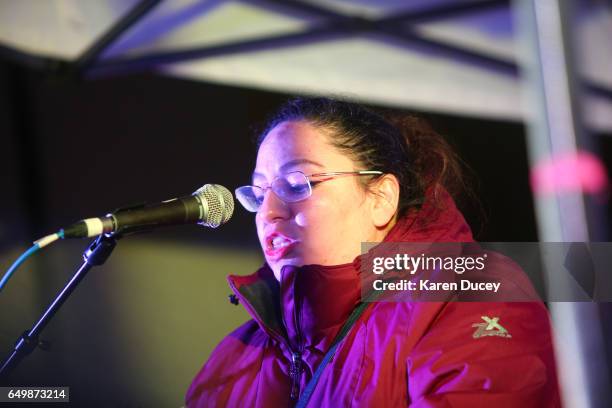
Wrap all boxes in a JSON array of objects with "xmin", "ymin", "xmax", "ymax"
[
  {"xmin": 289, "ymin": 351, "xmax": 303, "ymax": 400},
  {"xmin": 228, "ymin": 272, "xmax": 305, "ymax": 402},
  {"xmin": 289, "ymin": 271, "xmax": 305, "ymax": 402}
]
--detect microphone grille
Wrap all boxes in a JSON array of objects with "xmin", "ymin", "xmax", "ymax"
[{"xmin": 194, "ymin": 184, "xmax": 234, "ymax": 228}]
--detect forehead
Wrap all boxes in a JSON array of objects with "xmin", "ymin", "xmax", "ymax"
[{"xmin": 254, "ymin": 121, "xmax": 354, "ymax": 176}]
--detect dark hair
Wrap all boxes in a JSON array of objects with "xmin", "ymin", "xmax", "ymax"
[{"xmin": 258, "ymin": 97, "xmax": 468, "ymax": 218}]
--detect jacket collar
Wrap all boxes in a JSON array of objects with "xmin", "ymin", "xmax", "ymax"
[{"xmin": 227, "ymin": 188, "xmax": 473, "ymax": 351}]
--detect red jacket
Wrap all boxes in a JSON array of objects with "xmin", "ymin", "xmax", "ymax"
[{"xmin": 186, "ymin": 192, "xmax": 561, "ymax": 407}]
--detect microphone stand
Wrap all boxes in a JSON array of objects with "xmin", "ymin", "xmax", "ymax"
[{"xmin": 0, "ymin": 232, "xmax": 121, "ymax": 381}]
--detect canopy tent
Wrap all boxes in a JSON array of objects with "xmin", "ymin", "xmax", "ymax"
[
  {"xmin": 1, "ymin": 1, "xmax": 611, "ymax": 407},
  {"xmin": 1, "ymin": 0, "xmax": 611, "ymax": 131}
]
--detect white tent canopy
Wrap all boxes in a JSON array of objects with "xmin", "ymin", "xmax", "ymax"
[
  {"xmin": 1, "ymin": 0, "xmax": 611, "ymax": 131},
  {"xmin": 2, "ymin": 2, "xmax": 611, "ymax": 406}
]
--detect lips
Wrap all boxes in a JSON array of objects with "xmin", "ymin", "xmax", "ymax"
[{"xmin": 264, "ymin": 232, "xmax": 298, "ymax": 261}]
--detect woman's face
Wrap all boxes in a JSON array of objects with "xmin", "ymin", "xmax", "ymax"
[{"xmin": 254, "ymin": 120, "xmax": 389, "ymax": 281}]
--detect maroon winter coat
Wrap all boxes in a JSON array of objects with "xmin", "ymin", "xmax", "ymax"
[{"xmin": 187, "ymin": 192, "xmax": 561, "ymax": 407}]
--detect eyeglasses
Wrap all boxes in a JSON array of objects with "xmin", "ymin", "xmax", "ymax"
[{"xmin": 235, "ymin": 170, "xmax": 383, "ymax": 212}]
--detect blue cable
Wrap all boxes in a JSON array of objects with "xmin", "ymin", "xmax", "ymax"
[
  {"xmin": 0, "ymin": 244, "xmax": 40, "ymax": 293},
  {"xmin": 0, "ymin": 230, "xmax": 64, "ymax": 293}
]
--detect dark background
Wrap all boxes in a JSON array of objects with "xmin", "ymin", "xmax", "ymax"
[{"xmin": 1, "ymin": 57, "xmax": 611, "ymax": 405}]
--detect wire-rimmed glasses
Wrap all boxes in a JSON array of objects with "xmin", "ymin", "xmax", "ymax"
[{"xmin": 235, "ymin": 170, "xmax": 383, "ymax": 212}]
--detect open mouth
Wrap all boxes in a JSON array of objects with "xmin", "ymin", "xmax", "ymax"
[{"xmin": 264, "ymin": 233, "xmax": 297, "ymax": 260}]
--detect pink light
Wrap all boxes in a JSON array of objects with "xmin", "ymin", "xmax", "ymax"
[{"xmin": 530, "ymin": 151, "xmax": 609, "ymax": 197}]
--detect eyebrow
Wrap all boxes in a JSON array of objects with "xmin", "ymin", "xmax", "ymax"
[{"xmin": 252, "ymin": 158, "xmax": 324, "ymax": 179}]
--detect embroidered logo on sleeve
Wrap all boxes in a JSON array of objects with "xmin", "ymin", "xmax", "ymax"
[{"xmin": 472, "ymin": 316, "xmax": 512, "ymax": 339}]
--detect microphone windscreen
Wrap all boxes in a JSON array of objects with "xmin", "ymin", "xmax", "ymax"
[{"xmin": 194, "ymin": 184, "xmax": 234, "ymax": 228}]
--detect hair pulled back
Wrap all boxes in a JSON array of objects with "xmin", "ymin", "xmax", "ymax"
[{"xmin": 258, "ymin": 97, "xmax": 466, "ymax": 218}]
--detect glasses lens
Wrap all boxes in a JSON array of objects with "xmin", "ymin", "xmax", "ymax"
[
  {"xmin": 273, "ymin": 172, "xmax": 311, "ymax": 203},
  {"xmin": 235, "ymin": 186, "xmax": 264, "ymax": 212}
]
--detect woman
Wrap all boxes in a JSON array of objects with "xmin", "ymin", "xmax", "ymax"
[{"xmin": 186, "ymin": 97, "xmax": 561, "ymax": 407}]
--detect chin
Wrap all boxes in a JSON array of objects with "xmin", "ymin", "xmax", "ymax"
[{"xmin": 269, "ymin": 258, "xmax": 303, "ymax": 280}]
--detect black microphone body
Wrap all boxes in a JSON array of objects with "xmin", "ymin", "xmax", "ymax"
[{"xmin": 61, "ymin": 184, "xmax": 234, "ymax": 238}]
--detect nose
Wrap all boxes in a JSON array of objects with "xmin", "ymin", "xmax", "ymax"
[{"xmin": 257, "ymin": 189, "xmax": 290, "ymax": 223}]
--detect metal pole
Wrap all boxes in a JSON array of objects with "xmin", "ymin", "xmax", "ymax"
[
  {"xmin": 75, "ymin": 0, "xmax": 162, "ymax": 74},
  {"xmin": 514, "ymin": 0, "xmax": 610, "ymax": 407}
]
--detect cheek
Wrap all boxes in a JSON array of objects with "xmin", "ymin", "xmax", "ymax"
[
  {"xmin": 296, "ymin": 195, "xmax": 365, "ymax": 257},
  {"xmin": 296, "ymin": 197, "xmax": 339, "ymax": 231},
  {"xmin": 295, "ymin": 212, "xmax": 308, "ymax": 227},
  {"xmin": 296, "ymin": 210, "xmax": 335, "ymax": 263},
  {"xmin": 294, "ymin": 199, "xmax": 336, "ymax": 239},
  {"xmin": 255, "ymin": 216, "xmax": 266, "ymax": 245}
]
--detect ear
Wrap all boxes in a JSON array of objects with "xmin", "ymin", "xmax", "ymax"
[{"xmin": 369, "ymin": 174, "xmax": 400, "ymax": 228}]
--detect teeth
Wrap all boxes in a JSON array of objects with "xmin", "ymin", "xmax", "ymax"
[{"xmin": 272, "ymin": 236, "xmax": 291, "ymax": 249}]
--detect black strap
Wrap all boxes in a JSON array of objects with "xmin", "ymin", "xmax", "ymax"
[{"xmin": 295, "ymin": 295, "xmax": 376, "ymax": 408}]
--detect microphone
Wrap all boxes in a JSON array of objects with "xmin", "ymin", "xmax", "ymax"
[{"xmin": 60, "ymin": 184, "xmax": 234, "ymax": 239}]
